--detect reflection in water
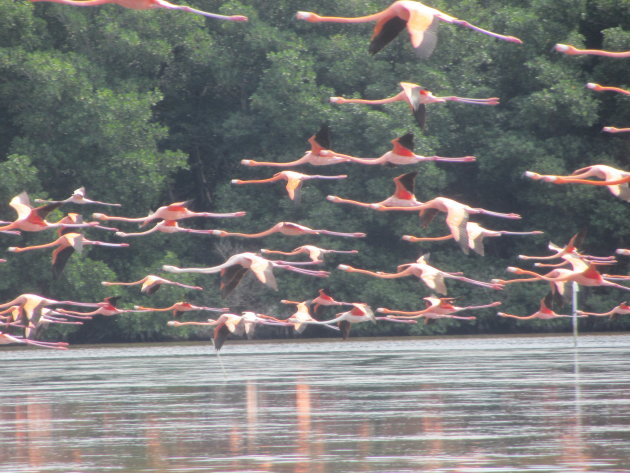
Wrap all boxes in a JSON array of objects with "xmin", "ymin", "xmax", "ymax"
[{"xmin": 1, "ymin": 334, "xmax": 630, "ymax": 472}]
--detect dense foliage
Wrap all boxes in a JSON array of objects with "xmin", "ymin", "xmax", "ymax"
[{"xmin": 1, "ymin": 0, "xmax": 629, "ymax": 343}]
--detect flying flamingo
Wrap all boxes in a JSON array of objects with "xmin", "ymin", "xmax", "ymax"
[
  {"xmin": 168, "ymin": 313, "xmax": 245, "ymax": 351},
  {"xmin": 525, "ymin": 165, "xmax": 630, "ymax": 202},
  {"xmin": 102, "ymin": 275, "xmax": 203, "ymax": 294},
  {"xmin": 0, "ymin": 331, "xmax": 69, "ymax": 349},
  {"xmin": 378, "ymin": 196, "xmax": 521, "ymax": 254},
  {"xmin": 28, "ymin": 0, "xmax": 248, "ymax": 21},
  {"xmin": 134, "ymin": 301, "xmax": 229, "ymax": 317},
  {"xmin": 114, "ymin": 219, "xmax": 223, "ymax": 237},
  {"xmin": 330, "ymin": 82, "xmax": 499, "ymax": 128},
  {"xmin": 0, "ymin": 192, "xmax": 99, "ymax": 233},
  {"xmin": 281, "ymin": 299, "xmax": 341, "ymax": 334},
  {"xmin": 34, "ymin": 186, "xmax": 122, "ymax": 207},
  {"xmin": 327, "ymin": 171, "xmax": 423, "ymax": 209},
  {"xmin": 343, "ymin": 132, "xmax": 476, "ymax": 165},
  {"xmin": 231, "ymin": 170, "xmax": 347, "ymax": 202},
  {"xmin": 338, "ymin": 254, "xmax": 503, "ymax": 295},
  {"xmin": 494, "ymin": 254, "xmax": 630, "ymax": 294},
  {"xmin": 296, "ymin": 1, "xmax": 522, "ymax": 58},
  {"xmin": 578, "ymin": 302, "xmax": 630, "ymax": 318},
  {"xmin": 261, "ymin": 245, "xmax": 358, "ymax": 263},
  {"xmin": 162, "ymin": 252, "xmax": 329, "ymax": 296},
  {"xmin": 0, "ymin": 294, "xmax": 100, "ymax": 338},
  {"xmin": 309, "ymin": 288, "xmax": 355, "ymax": 315},
  {"xmin": 377, "ymin": 296, "xmax": 500, "ymax": 322},
  {"xmin": 554, "ymin": 44, "xmax": 630, "ymax": 58},
  {"xmin": 56, "ymin": 296, "xmax": 149, "ymax": 317},
  {"xmin": 586, "ymin": 83, "xmax": 630, "ymax": 96},
  {"xmin": 241, "ymin": 124, "xmax": 358, "ymax": 167},
  {"xmin": 403, "ymin": 222, "xmax": 543, "ymax": 256},
  {"xmin": 8, "ymin": 226, "xmax": 129, "ymax": 278},
  {"xmin": 211, "ymin": 221, "xmax": 366, "ymax": 239},
  {"xmin": 92, "ymin": 200, "xmax": 245, "ymax": 227},
  {"xmin": 498, "ymin": 294, "xmax": 575, "ymax": 320},
  {"xmin": 603, "ymin": 127, "xmax": 630, "ymax": 134}
]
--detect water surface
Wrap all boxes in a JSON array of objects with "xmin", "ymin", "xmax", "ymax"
[{"xmin": 2, "ymin": 334, "xmax": 630, "ymax": 473}]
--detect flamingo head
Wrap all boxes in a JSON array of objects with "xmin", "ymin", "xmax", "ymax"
[{"xmin": 296, "ymin": 11, "xmax": 319, "ymax": 21}]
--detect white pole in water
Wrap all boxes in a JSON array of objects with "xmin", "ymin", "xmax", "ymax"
[{"xmin": 572, "ymin": 281, "xmax": 579, "ymax": 347}]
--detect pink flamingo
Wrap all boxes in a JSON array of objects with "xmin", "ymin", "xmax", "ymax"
[
  {"xmin": 281, "ymin": 300, "xmax": 340, "ymax": 334},
  {"xmin": 297, "ymin": 1, "xmax": 521, "ymax": 58},
  {"xmin": 211, "ymin": 221, "xmax": 365, "ymax": 239},
  {"xmin": 0, "ymin": 192, "xmax": 99, "ymax": 233},
  {"xmin": 92, "ymin": 200, "xmax": 245, "ymax": 227},
  {"xmin": 169, "ymin": 313, "xmax": 245, "ymax": 351},
  {"xmin": 379, "ymin": 196, "xmax": 521, "ymax": 254},
  {"xmin": 34, "ymin": 186, "xmax": 122, "ymax": 207},
  {"xmin": 327, "ymin": 171, "xmax": 423, "ymax": 209},
  {"xmin": 330, "ymin": 82, "xmax": 499, "ymax": 128},
  {"xmin": 378, "ymin": 296, "xmax": 500, "ymax": 322},
  {"xmin": 261, "ymin": 245, "xmax": 358, "ymax": 263},
  {"xmin": 578, "ymin": 302, "xmax": 630, "ymax": 318},
  {"xmin": 29, "ymin": 0, "xmax": 248, "ymax": 21},
  {"xmin": 0, "ymin": 331, "xmax": 69, "ymax": 349},
  {"xmin": 586, "ymin": 83, "xmax": 630, "ymax": 96},
  {"xmin": 498, "ymin": 295, "xmax": 575, "ymax": 320},
  {"xmin": 554, "ymin": 44, "xmax": 630, "ymax": 58},
  {"xmin": 231, "ymin": 170, "xmax": 347, "ymax": 202},
  {"xmin": 56, "ymin": 296, "xmax": 149, "ymax": 317},
  {"xmin": 344, "ymin": 132, "xmax": 475, "ymax": 165},
  {"xmin": 339, "ymin": 254, "xmax": 503, "ymax": 295},
  {"xmin": 114, "ymin": 219, "xmax": 222, "ymax": 237},
  {"xmin": 102, "ymin": 275, "xmax": 202, "ymax": 294},
  {"xmin": 9, "ymin": 229, "xmax": 129, "ymax": 277},
  {"xmin": 403, "ymin": 221, "xmax": 543, "ymax": 256},
  {"xmin": 603, "ymin": 127, "xmax": 630, "ymax": 134},
  {"xmin": 134, "ymin": 301, "xmax": 229, "ymax": 317},
  {"xmin": 309, "ymin": 288, "xmax": 355, "ymax": 315},
  {"xmin": 241, "ymin": 124, "xmax": 357, "ymax": 167},
  {"xmin": 163, "ymin": 252, "xmax": 329, "ymax": 296},
  {"xmin": 525, "ymin": 165, "xmax": 630, "ymax": 202}
]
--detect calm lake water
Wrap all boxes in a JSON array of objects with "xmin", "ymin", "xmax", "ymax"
[{"xmin": 2, "ymin": 333, "xmax": 630, "ymax": 473}]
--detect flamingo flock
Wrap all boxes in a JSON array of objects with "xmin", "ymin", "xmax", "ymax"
[{"xmin": 1, "ymin": 1, "xmax": 629, "ymax": 351}]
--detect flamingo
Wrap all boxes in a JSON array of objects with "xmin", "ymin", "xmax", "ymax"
[
  {"xmin": 330, "ymin": 82, "xmax": 499, "ymax": 128},
  {"xmin": 231, "ymin": 170, "xmax": 347, "ymax": 202},
  {"xmin": 134, "ymin": 301, "xmax": 229, "ymax": 317},
  {"xmin": 603, "ymin": 127, "xmax": 630, "ymax": 134},
  {"xmin": 498, "ymin": 294, "xmax": 575, "ymax": 320},
  {"xmin": 378, "ymin": 296, "xmax": 500, "ymax": 323},
  {"xmin": 28, "ymin": 0, "xmax": 248, "ymax": 21},
  {"xmin": 114, "ymin": 219, "xmax": 221, "ymax": 237},
  {"xmin": 92, "ymin": 200, "xmax": 245, "ymax": 227},
  {"xmin": 0, "ymin": 294, "xmax": 100, "ymax": 338},
  {"xmin": 168, "ymin": 313, "xmax": 245, "ymax": 351},
  {"xmin": 0, "ymin": 192, "xmax": 99, "ymax": 233},
  {"xmin": 327, "ymin": 171, "xmax": 423, "ymax": 209},
  {"xmin": 296, "ymin": 1, "xmax": 522, "ymax": 58},
  {"xmin": 211, "ymin": 221, "xmax": 366, "ymax": 239},
  {"xmin": 8, "ymin": 229, "xmax": 129, "ymax": 277},
  {"xmin": 34, "ymin": 186, "xmax": 122, "ymax": 207},
  {"xmin": 162, "ymin": 252, "xmax": 329, "ymax": 296},
  {"xmin": 403, "ymin": 222, "xmax": 543, "ymax": 256},
  {"xmin": 578, "ymin": 302, "xmax": 630, "ymax": 318},
  {"xmin": 309, "ymin": 288, "xmax": 355, "ymax": 315},
  {"xmin": 261, "ymin": 245, "xmax": 358, "ymax": 263},
  {"xmin": 343, "ymin": 132, "xmax": 475, "ymax": 165},
  {"xmin": 554, "ymin": 44, "xmax": 630, "ymax": 58},
  {"xmin": 0, "ymin": 331, "xmax": 69, "ymax": 349},
  {"xmin": 56, "ymin": 296, "xmax": 149, "ymax": 317},
  {"xmin": 281, "ymin": 299, "xmax": 341, "ymax": 334},
  {"xmin": 379, "ymin": 196, "xmax": 521, "ymax": 254},
  {"xmin": 338, "ymin": 254, "xmax": 503, "ymax": 295},
  {"xmin": 494, "ymin": 254, "xmax": 630, "ymax": 294},
  {"xmin": 102, "ymin": 275, "xmax": 203, "ymax": 294},
  {"xmin": 241, "ymin": 124, "xmax": 358, "ymax": 167},
  {"xmin": 525, "ymin": 165, "xmax": 630, "ymax": 202},
  {"xmin": 586, "ymin": 83, "xmax": 630, "ymax": 96}
]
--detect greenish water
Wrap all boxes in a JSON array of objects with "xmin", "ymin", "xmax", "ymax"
[{"xmin": 1, "ymin": 334, "xmax": 630, "ymax": 472}]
